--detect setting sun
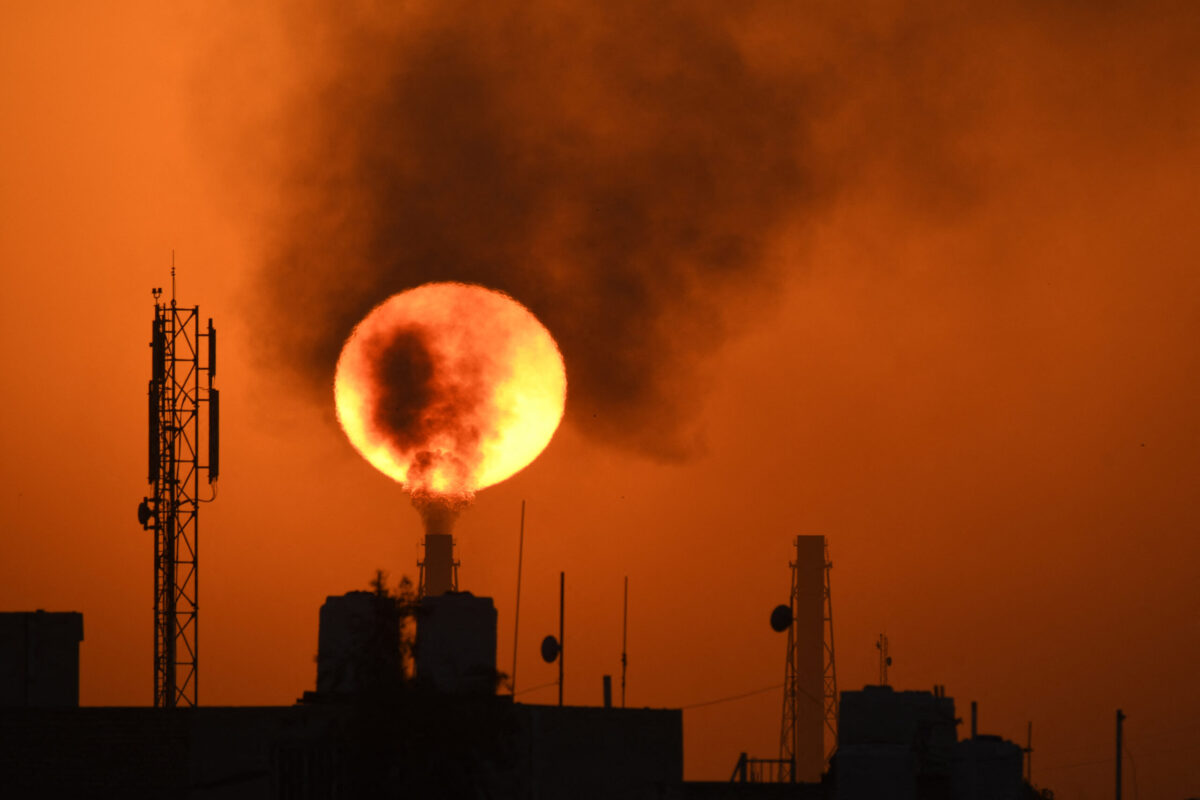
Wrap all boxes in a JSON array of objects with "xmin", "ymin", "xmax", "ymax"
[{"xmin": 334, "ymin": 282, "xmax": 567, "ymax": 502}]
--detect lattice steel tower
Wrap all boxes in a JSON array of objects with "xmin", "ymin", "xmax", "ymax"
[
  {"xmin": 137, "ymin": 276, "xmax": 218, "ymax": 708},
  {"xmin": 779, "ymin": 535, "xmax": 838, "ymax": 782}
]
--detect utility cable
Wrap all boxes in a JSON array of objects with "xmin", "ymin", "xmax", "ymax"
[
  {"xmin": 681, "ymin": 682, "xmax": 783, "ymax": 711},
  {"xmin": 1042, "ymin": 737, "xmax": 1200, "ymax": 773},
  {"xmin": 514, "ymin": 679, "xmax": 559, "ymax": 698}
]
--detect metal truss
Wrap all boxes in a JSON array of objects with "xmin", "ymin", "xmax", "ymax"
[
  {"xmin": 141, "ymin": 291, "xmax": 217, "ymax": 708},
  {"xmin": 779, "ymin": 536, "xmax": 839, "ymax": 779},
  {"xmin": 821, "ymin": 538, "xmax": 838, "ymax": 763}
]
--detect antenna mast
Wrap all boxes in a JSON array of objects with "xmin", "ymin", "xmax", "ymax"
[
  {"xmin": 621, "ymin": 575, "xmax": 628, "ymax": 708},
  {"xmin": 558, "ymin": 571, "xmax": 565, "ymax": 707},
  {"xmin": 138, "ymin": 273, "xmax": 219, "ymax": 708},
  {"xmin": 822, "ymin": 540, "xmax": 838, "ymax": 762},
  {"xmin": 876, "ymin": 633, "xmax": 891, "ymax": 686},
  {"xmin": 511, "ymin": 501, "xmax": 525, "ymax": 694}
]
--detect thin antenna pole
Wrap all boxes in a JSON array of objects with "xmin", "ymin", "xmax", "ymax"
[
  {"xmin": 1026, "ymin": 721, "xmax": 1033, "ymax": 784},
  {"xmin": 558, "ymin": 571, "xmax": 565, "ymax": 707},
  {"xmin": 1116, "ymin": 709, "xmax": 1125, "ymax": 800},
  {"xmin": 511, "ymin": 501, "xmax": 525, "ymax": 695},
  {"xmin": 621, "ymin": 576, "xmax": 628, "ymax": 708},
  {"xmin": 171, "ymin": 250, "xmax": 176, "ymax": 306},
  {"xmin": 876, "ymin": 633, "xmax": 890, "ymax": 686}
]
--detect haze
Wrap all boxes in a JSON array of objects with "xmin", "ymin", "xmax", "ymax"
[{"xmin": 1, "ymin": 3, "xmax": 1198, "ymax": 798}]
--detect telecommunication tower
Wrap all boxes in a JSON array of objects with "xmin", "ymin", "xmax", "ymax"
[
  {"xmin": 137, "ymin": 273, "xmax": 218, "ymax": 708},
  {"xmin": 779, "ymin": 536, "xmax": 838, "ymax": 781}
]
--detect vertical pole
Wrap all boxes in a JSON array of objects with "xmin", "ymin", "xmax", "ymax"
[
  {"xmin": 603, "ymin": 675, "xmax": 612, "ymax": 708},
  {"xmin": 621, "ymin": 575, "xmax": 628, "ymax": 708},
  {"xmin": 164, "ymin": 308, "xmax": 177, "ymax": 707},
  {"xmin": 511, "ymin": 501, "xmax": 525, "ymax": 694},
  {"xmin": 790, "ymin": 544, "xmax": 798, "ymax": 782},
  {"xmin": 1026, "ymin": 721, "xmax": 1033, "ymax": 784},
  {"xmin": 971, "ymin": 701, "xmax": 978, "ymax": 739},
  {"xmin": 876, "ymin": 634, "xmax": 890, "ymax": 686},
  {"xmin": 1116, "ymin": 709, "xmax": 1125, "ymax": 800},
  {"xmin": 558, "ymin": 571, "xmax": 565, "ymax": 707},
  {"xmin": 192, "ymin": 310, "xmax": 200, "ymax": 707}
]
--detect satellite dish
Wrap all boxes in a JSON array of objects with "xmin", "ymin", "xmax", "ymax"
[
  {"xmin": 770, "ymin": 604, "xmax": 793, "ymax": 632},
  {"xmin": 136, "ymin": 498, "xmax": 155, "ymax": 528},
  {"xmin": 541, "ymin": 635, "xmax": 560, "ymax": 663}
]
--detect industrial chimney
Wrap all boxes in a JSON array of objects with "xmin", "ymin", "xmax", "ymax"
[
  {"xmin": 413, "ymin": 532, "xmax": 498, "ymax": 693},
  {"xmin": 419, "ymin": 533, "xmax": 457, "ymax": 597},
  {"xmin": 779, "ymin": 536, "xmax": 834, "ymax": 783}
]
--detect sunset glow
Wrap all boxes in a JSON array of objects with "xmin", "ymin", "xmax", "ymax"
[
  {"xmin": 6, "ymin": 4, "xmax": 1200, "ymax": 796},
  {"xmin": 334, "ymin": 283, "xmax": 566, "ymax": 502}
]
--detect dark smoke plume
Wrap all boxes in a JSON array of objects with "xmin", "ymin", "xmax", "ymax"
[
  {"xmin": 258, "ymin": 1, "xmax": 993, "ymax": 458},
  {"xmin": 363, "ymin": 315, "xmax": 483, "ymax": 532},
  {"xmin": 412, "ymin": 493, "xmax": 466, "ymax": 539},
  {"xmin": 258, "ymin": 1, "xmax": 826, "ymax": 459},
  {"xmin": 255, "ymin": 1, "xmax": 1200, "ymax": 459},
  {"xmin": 364, "ymin": 323, "xmax": 484, "ymax": 486}
]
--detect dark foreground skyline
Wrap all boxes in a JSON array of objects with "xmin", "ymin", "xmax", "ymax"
[{"xmin": 2, "ymin": 3, "xmax": 1199, "ymax": 798}]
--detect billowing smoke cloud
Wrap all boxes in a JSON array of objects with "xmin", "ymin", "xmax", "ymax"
[
  {"xmin": 365, "ymin": 324, "xmax": 486, "ymax": 479},
  {"xmin": 256, "ymin": 0, "xmax": 836, "ymax": 459},
  {"xmin": 257, "ymin": 0, "xmax": 1033, "ymax": 458},
  {"xmin": 366, "ymin": 328, "xmax": 441, "ymax": 452},
  {"xmin": 253, "ymin": 0, "xmax": 1200, "ymax": 460}
]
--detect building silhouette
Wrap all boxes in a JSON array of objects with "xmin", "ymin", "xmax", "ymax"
[{"xmin": 0, "ymin": 592, "xmax": 1044, "ymax": 798}]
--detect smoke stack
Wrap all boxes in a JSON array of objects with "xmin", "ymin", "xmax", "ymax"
[
  {"xmin": 790, "ymin": 536, "xmax": 826, "ymax": 783},
  {"xmin": 420, "ymin": 533, "xmax": 456, "ymax": 597}
]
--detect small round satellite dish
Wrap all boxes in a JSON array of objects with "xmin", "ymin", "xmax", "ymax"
[
  {"xmin": 770, "ymin": 604, "xmax": 793, "ymax": 632},
  {"xmin": 137, "ymin": 498, "xmax": 153, "ymax": 527},
  {"xmin": 541, "ymin": 635, "xmax": 560, "ymax": 663}
]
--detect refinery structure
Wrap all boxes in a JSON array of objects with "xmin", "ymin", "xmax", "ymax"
[
  {"xmin": 0, "ymin": 284, "xmax": 1052, "ymax": 799},
  {"xmin": 0, "ymin": 523, "xmax": 1048, "ymax": 800},
  {"xmin": 0, "ymin": 532, "xmax": 1044, "ymax": 799}
]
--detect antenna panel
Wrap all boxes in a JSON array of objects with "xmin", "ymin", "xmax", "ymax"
[{"xmin": 208, "ymin": 389, "xmax": 219, "ymax": 482}]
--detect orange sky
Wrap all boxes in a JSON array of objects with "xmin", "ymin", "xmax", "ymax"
[{"xmin": 2, "ymin": 3, "xmax": 1198, "ymax": 798}]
